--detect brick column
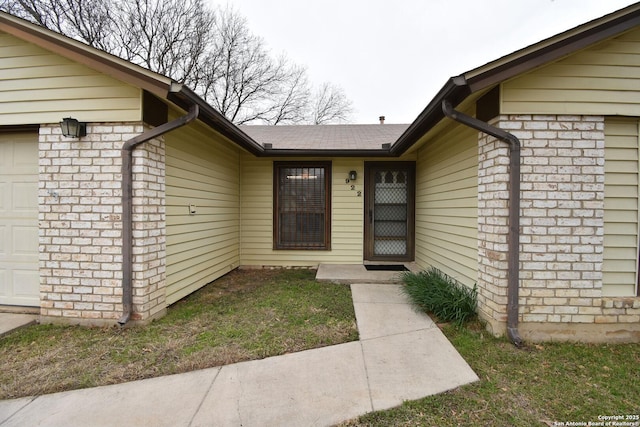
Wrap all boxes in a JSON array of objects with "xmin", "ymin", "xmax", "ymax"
[
  {"xmin": 477, "ymin": 130, "xmax": 511, "ymax": 333},
  {"xmin": 130, "ymin": 137, "xmax": 166, "ymax": 321},
  {"xmin": 477, "ymin": 114, "xmax": 609, "ymax": 339},
  {"xmin": 39, "ymin": 123, "xmax": 166, "ymax": 325},
  {"xmin": 517, "ymin": 115, "xmax": 605, "ymax": 328}
]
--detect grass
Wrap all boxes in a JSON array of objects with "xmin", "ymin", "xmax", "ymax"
[
  {"xmin": 340, "ymin": 321, "xmax": 640, "ymax": 427},
  {"xmin": 401, "ymin": 268, "xmax": 477, "ymax": 326},
  {"xmin": 4, "ymin": 268, "xmax": 639, "ymax": 425},
  {"xmin": 0, "ymin": 268, "xmax": 358, "ymax": 399}
]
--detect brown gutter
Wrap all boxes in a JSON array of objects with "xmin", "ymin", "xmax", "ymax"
[
  {"xmin": 167, "ymin": 86, "xmax": 265, "ymax": 157},
  {"xmin": 388, "ymin": 3, "xmax": 640, "ymax": 344},
  {"xmin": 442, "ymin": 100, "xmax": 523, "ymax": 347},
  {"xmin": 391, "ymin": 3, "xmax": 640, "ymax": 158},
  {"xmin": 118, "ymin": 104, "xmax": 199, "ymax": 325},
  {"xmin": 261, "ymin": 148, "xmax": 392, "ymax": 157},
  {"xmin": 464, "ymin": 4, "xmax": 640, "ymax": 92},
  {"xmin": 390, "ymin": 76, "xmax": 471, "ymax": 156},
  {"xmin": 168, "ymin": 87, "xmax": 395, "ymax": 158}
]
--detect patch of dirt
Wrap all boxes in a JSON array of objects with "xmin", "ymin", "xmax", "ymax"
[
  {"xmin": 199, "ymin": 268, "xmax": 310, "ymax": 297},
  {"xmin": 0, "ymin": 267, "xmax": 356, "ymax": 400}
]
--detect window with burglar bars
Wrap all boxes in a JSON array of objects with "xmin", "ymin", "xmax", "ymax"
[{"xmin": 273, "ymin": 162, "xmax": 331, "ymax": 250}]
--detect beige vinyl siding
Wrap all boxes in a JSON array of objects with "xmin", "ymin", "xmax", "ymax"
[
  {"xmin": 240, "ymin": 155, "xmax": 416, "ymax": 266},
  {"xmin": 240, "ymin": 156, "xmax": 362, "ymax": 266},
  {"xmin": 332, "ymin": 160, "xmax": 364, "ymax": 259},
  {"xmin": 0, "ymin": 32, "xmax": 141, "ymax": 125},
  {"xmin": 415, "ymin": 124, "xmax": 478, "ymax": 288},
  {"xmin": 603, "ymin": 117, "xmax": 639, "ymax": 297},
  {"xmin": 165, "ymin": 120, "xmax": 241, "ymax": 305},
  {"xmin": 502, "ymin": 28, "xmax": 640, "ymax": 116}
]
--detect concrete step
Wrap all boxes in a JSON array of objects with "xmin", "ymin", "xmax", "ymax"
[{"xmin": 315, "ymin": 263, "xmax": 418, "ymax": 284}]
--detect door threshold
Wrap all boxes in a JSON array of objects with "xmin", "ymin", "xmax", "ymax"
[
  {"xmin": 363, "ymin": 260, "xmax": 412, "ymax": 265},
  {"xmin": 364, "ymin": 264, "xmax": 408, "ymax": 271}
]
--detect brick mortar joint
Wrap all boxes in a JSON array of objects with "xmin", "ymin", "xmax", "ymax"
[{"xmin": 601, "ymin": 297, "xmax": 640, "ymax": 309}]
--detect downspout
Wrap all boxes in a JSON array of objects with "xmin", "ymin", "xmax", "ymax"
[
  {"xmin": 118, "ymin": 103, "xmax": 199, "ymax": 326},
  {"xmin": 442, "ymin": 100, "xmax": 523, "ymax": 347}
]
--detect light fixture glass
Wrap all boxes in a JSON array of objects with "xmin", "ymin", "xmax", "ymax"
[
  {"xmin": 349, "ymin": 170, "xmax": 357, "ymax": 181},
  {"xmin": 59, "ymin": 117, "xmax": 87, "ymax": 138}
]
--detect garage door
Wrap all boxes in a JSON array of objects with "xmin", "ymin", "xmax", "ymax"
[{"xmin": 0, "ymin": 133, "xmax": 39, "ymax": 307}]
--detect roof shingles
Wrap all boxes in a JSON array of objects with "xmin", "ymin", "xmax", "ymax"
[{"xmin": 240, "ymin": 124, "xmax": 409, "ymax": 150}]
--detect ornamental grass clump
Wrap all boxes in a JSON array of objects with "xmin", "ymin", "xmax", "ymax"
[{"xmin": 401, "ymin": 267, "xmax": 477, "ymax": 326}]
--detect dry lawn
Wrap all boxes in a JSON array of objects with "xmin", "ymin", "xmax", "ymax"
[
  {"xmin": 0, "ymin": 268, "xmax": 358, "ymax": 399},
  {"xmin": 341, "ymin": 322, "xmax": 640, "ymax": 426}
]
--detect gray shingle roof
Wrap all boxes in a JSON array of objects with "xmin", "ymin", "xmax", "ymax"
[{"xmin": 240, "ymin": 124, "xmax": 410, "ymax": 150}]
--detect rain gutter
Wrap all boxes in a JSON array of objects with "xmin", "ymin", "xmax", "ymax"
[
  {"xmin": 167, "ymin": 86, "xmax": 264, "ymax": 156},
  {"xmin": 118, "ymin": 102, "xmax": 199, "ymax": 326},
  {"xmin": 261, "ymin": 148, "xmax": 393, "ymax": 157},
  {"xmin": 390, "ymin": 76, "xmax": 470, "ymax": 156},
  {"xmin": 441, "ymin": 99, "xmax": 523, "ymax": 347}
]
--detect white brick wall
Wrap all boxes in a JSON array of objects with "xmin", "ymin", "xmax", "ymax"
[
  {"xmin": 130, "ymin": 136, "xmax": 166, "ymax": 321},
  {"xmin": 478, "ymin": 114, "xmax": 639, "ymax": 339},
  {"xmin": 477, "ymin": 132, "xmax": 511, "ymax": 325},
  {"xmin": 514, "ymin": 115, "xmax": 606, "ymax": 324},
  {"xmin": 39, "ymin": 123, "xmax": 166, "ymax": 325}
]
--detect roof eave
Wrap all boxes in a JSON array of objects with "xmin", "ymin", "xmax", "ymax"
[
  {"xmin": 0, "ymin": 12, "xmax": 266, "ymax": 156},
  {"xmin": 168, "ymin": 86, "xmax": 265, "ymax": 156},
  {"xmin": 390, "ymin": 76, "xmax": 470, "ymax": 156},
  {"xmin": 390, "ymin": 2, "xmax": 640, "ymax": 156},
  {"xmin": 0, "ymin": 12, "xmax": 172, "ymax": 98},
  {"xmin": 464, "ymin": 2, "xmax": 640, "ymax": 91},
  {"xmin": 262, "ymin": 148, "xmax": 394, "ymax": 157}
]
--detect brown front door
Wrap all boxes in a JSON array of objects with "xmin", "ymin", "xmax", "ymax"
[{"xmin": 364, "ymin": 162, "xmax": 415, "ymax": 262}]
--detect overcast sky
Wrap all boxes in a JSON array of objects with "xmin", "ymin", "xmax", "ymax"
[{"xmin": 221, "ymin": 0, "xmax": 638, "ymax": 124}]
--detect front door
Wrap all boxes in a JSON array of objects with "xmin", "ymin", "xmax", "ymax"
[{"xmin": 364, "ymin": 162, "xmax": 415, "ymax": 262}]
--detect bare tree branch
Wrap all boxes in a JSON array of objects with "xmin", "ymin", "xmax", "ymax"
[
  {"xmin": 0, "ymin": 0, "xmax": 354, "ymax": 125},
  {"xmin": 115, "ymin": 0, "xmax": 212, "ymax": 84},
  {"xmin": 311, "ymin": 83, "xmax": 353, "ymax": 125},
  {"xmin": 265, "ymin": 65, "xmax": 310, "ymax": 125},
  {"xmin": 198, "ymin": 6, "xmax": 311, "ymax": 125}
]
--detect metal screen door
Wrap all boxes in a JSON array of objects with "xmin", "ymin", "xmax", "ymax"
[{"xmin": 364, "ymin": 162, "xmax": 415, "ymax": 261}]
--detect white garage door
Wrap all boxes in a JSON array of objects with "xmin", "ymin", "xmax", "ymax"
[{"xmin": 0, "ymin": 133, "xmax": 39, "ymax": 307}]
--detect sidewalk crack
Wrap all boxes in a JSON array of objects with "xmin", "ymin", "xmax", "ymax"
[
  {"xmin": 188, "ymin": 368, "xmax": 221, "ymax": 427},
  {"xmin": 358, "ymin": 340, "xmax": 375, "ymax": 412},
  {"xmin": 0, "ymin": 396, "xmax": 38, "ymax": 426}
]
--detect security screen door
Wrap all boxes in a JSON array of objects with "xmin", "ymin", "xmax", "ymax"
[{"xmin": 364, "ymin": 162, "xmax": 415, "ymax": 261}]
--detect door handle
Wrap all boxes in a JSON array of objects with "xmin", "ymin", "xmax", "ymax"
[{"xmin": 369, "ymin": 209, "xmax": 373, "ymax": 223}]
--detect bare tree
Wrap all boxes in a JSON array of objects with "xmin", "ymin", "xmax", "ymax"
[
  {"xmin": 1, "ymin": 0, "xmax": 353, "ymax": 125},
  {"xmin": 56, "ymin": 0, "xmax": 113, "ymax": 52},
  {"xmin": 1, "ymin": 0, "xmax": 117, "ymax": 52},
  {"xmin": 265, "ymin": 65, "xmax": 310, "ymax": 125},
  {"xmin": 310, "ymin": 83, "xmax": 353, "ymax": 125},
  {"xmin": 196, "ymin": 7, "xmax": 313, "ymax": 125},
  {"xmin": 114, "ymin": 0, "xmax": 212, "ymax": 85},
  {"xmin": 0, "ymin": 0, "xmax": 64, "ymax": 30},
  {"xmin": 2, "ymin": 0, "xmax": 214, "ymax": 84}
]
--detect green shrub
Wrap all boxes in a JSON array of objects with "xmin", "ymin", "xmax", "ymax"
[{"xmin": 401, "ymin": 267, "xmax": 477, "ymax": 326}]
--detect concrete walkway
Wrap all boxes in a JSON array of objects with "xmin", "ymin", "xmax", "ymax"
[
  {"xmin": 315, "ymin": 263, "xmax": 418, "ymax": 284},
  {"xmin": 0, "ymin": 313, "xmax": 37, "ymax": 338},
  {"xmin": 0, "ymin": 284, "xmax": 478, "ymax": 427}
]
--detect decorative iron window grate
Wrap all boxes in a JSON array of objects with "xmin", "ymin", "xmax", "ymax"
[
  {"xmin": 373, "ymin": 169, "xmax": 408, "ymax": 256},
  {"xmin": 273, "ymin": 162, "xmax": 331, "ymax": 249}
]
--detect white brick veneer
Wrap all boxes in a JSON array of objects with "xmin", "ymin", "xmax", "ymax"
[
  {"xmin": 478, "ymin": 115, "xmax": 639, "ymax": 341},
  {"xmin": 38, "ymin": 123, "xmax": 166, "ymax": 325}
]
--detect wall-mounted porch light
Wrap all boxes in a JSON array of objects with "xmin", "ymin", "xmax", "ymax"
[
  {"xmin": 349, "ymin": 170, "xmax": 357, "ymax": 181},
  {"xmin": 59, "ymin": 117, "xmax": 87, "ymax": 138}
]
